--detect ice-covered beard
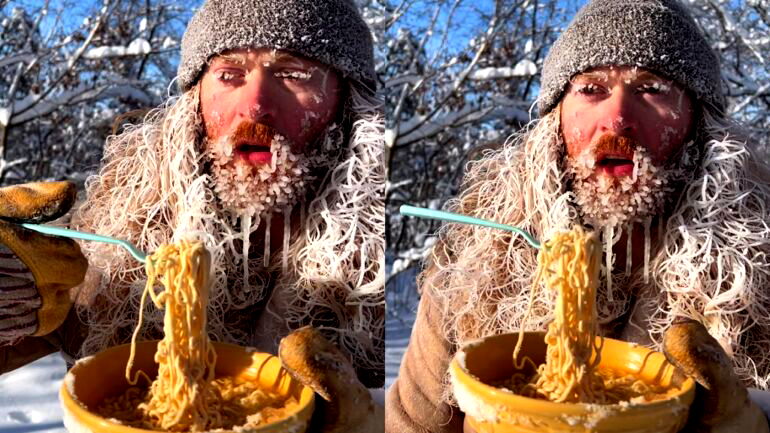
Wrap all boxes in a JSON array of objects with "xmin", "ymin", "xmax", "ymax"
[
  {"xmin": 205, "ymin": 121, "xmax": 332, "ymax": 218},
  {"xmin": 565, "ymin": 134, "xmax": 680, "ymax": 228}
]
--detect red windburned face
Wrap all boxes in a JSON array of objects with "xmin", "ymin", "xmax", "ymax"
[
  {"xmin": 560, "ymin": 66, "xmax": 696, "ymax": 227},
  {"xmin": 199, "ymin": 47, "xmax": 342, "ymax": 163},
  {"xmin": 198, "ymin": 48, "xmax": 343, "ymax": 216},
  {"xmin": 561, "ymin": 66, "xmax": 694, "ymax": 173}
]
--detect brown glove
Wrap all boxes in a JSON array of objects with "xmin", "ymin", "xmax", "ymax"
[
  {"xmin": 278, "ymin": 326, "xmax": 384, "ymax": 433},
  {"xmin": 0, "ymin": 181, "xmax": 88, "ymax": 343},
  {"xmin": 663, "ymin": 318, "xmax": 770, "ymax": 433}
]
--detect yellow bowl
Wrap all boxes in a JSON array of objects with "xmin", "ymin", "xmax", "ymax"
[
  {"xmin": 60, "ymin": 340, "xmax": 315, "ymax": 433},
  {"xmin": 450, "ymin": 332, "xmax": 695, "ymax": 433}
]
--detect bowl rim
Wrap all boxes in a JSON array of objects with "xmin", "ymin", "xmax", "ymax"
[{"xmin": 60, "ymin": 339, "xmax": 316, "ymax": 433}]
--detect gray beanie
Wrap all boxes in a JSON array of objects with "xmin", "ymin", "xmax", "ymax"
[
  {"xmin": 178, "ymin": 0, "xmax": 376, "ymax": 92},
  {"xmin": 539, "ymin": 0, "xmax": 724, "ymax": 115}
]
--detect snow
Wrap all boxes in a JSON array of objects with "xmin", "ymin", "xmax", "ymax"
[
  {"xmin": 384, "ymin": 128, "xmax": 396, "ymax": 148},
  {"xmin": 0, "ymin": 53, "xmax": 35, "ymax": 69},
  {"xmin": 0, "ymin": 107, "xmax": 10, "ymax": 127},
  {"xmin": 397, "ymin": 105, "xmax": 491, "ymax": 145},
  {"xmin": 384, "ymin": 74, "xmax": 422, "ymax": 88},
  {"xmin": 103, "ymin": 85, "xmax": 153, "ymax": 105},
  {"xmin": 82, "ymin": 38, "xmax": 151, "ymax": 59},
  {"xmin": 161, "ymin": 37, "xmax": 177, "ymax": 49},
  {"xmin": 468, "ymin": 60, "xmax": 538, "ymax": 81},
  {"xmin": 83, "ymin": 46, "xmax": 126, "ymax": 59},
  {"xmin": 128, "ymin": 39, "xmax": 152, "ymax": 56},
  {"xmin": 0, "ymin": 353, "xmax": 67, "ymax": 433},
  {"xmin": 11, "ymin": 85, "xmax": 107, "ymax": 124}
]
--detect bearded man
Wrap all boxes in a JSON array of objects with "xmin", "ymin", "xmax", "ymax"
[
  {"xmin": 387, "ymin": 0, "xmax": 770, "ymax": 432},
  {"xmin": 0, "ymin": 0, "xmax": 384, "ymax": 429}
]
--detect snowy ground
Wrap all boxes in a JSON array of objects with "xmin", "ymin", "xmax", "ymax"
[{"xmin": 0, "ymin": 353, "xmax": 67, "ymax": 433}]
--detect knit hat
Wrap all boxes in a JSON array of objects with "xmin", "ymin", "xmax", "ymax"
[
  {"xmin": 178, "ymin": 0, "xmax": 376, "ymax": 92},
  {"xmin": 539, "ymin": 0, "xmax": 724, "ymax": 115}
]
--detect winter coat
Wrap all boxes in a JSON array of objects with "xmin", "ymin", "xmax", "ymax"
[
  {"xmin": 385, "ymin": 287, "xmax": 465, "ymax": 433},
  {"xmin": 0, "ymin": 334, "xmax": 59, "ymax": 375}
]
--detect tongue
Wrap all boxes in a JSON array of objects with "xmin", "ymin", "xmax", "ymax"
[
  {"xmin": 600, "ymin": 160, "xmax": 634, "ymax": 177},
  {"xmin": 245, "ymin": 151, "xmax": 272, "ymax": 165}
]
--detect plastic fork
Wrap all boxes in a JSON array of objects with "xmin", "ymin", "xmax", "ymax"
[
  {"xmin": 398, "ymin": 204, "xmax": 542, "ymax": 249},
  {"xmin": 20, "ymin": 223, "xmax": 148, "ymax": 263}
]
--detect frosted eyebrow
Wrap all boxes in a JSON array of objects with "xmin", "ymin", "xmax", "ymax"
[
  {"xmin": 273, "ymin": 51, "xmax": 302, "ymax": 63},
  {"xmin": 272, "ymin": 52, "xmax": 319, "ymax": 71},
  {"xmin": 629, "ymin": 72, "xmax": 673, "ymax": 86},
  {"xmin": 571, "ymin": 71, "xmax": 609, "ymax": 83},
  {"xmin": 212, "ymin": 53, "xmax": 248, "ymax": 67}
]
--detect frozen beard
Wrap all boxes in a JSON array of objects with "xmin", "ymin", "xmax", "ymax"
[
  {"xmin": 205, "ymin": 121, "xmax": 335, "ymax": 218},
  {"xmin": 565, "ymin": 134, "xmax": 682, "ymax": 228},
  {"xmin": 565, "ymin": 133, "xmax": 699, "ymax": 303}
]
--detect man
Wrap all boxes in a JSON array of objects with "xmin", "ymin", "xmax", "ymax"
[
  {"xmin": 0, "ymin": 0, "xmax": 385, "ymax": 429},
  {"xmin": 387, "ymin": 0, "xmax": 770, "ymax": 431}
]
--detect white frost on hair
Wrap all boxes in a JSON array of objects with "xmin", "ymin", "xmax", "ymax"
[
  {"xmin": 268, "ymin": 85, "xmax": 386, "ymax": 373},
  {"xmin": 635, "ymin": 109, "xmax": 770, "ymax": 388},
  {"xmin": 565, "ymin": 144, "xmax": 682, "ymax": 228}
]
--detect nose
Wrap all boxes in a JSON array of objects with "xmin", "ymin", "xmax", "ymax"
[
  {"xmin": 236, "ymin": 70, "xmax": 277, "ymax": 123},
  {"xmin": 597, "ymin": 87, "xmax": 637, "ymax": 136}
]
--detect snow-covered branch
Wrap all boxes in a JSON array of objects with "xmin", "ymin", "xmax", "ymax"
[
  {"xmin": 0, "ymin": 0, "xmax": 197, "ymax": 184},
  {"xmin": 82, "ymin": 38, "xmax": 152, "ymax": 59},
  {"xmin": 468, "ymin": 61, "xmax": 538, "ymax": 80}
]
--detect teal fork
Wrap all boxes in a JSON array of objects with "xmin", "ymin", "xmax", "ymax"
[
  {"xmin": 399, "ymin": 205, "xmax": 541, "ymax": 249},
  {"xmin": 20, "ymin": 223, "xmax": 148, "ymax": 263}
]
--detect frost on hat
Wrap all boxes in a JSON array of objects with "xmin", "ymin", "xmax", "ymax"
[
  {"xmin": 539, "ymin": 0, "xmax": 725, "ymax": 115},
  {"xmin": 178, "ymin": 0, "xmax": 376, "ymax": 92}
]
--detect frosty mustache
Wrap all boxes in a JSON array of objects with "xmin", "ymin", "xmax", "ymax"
[
  {"xmin": 230, "ymin": 121, "xmax": 278, "ymax": 148},
  {"xmin": 592, "ymin": 133, "xmax": 640, "ymax": 158}
]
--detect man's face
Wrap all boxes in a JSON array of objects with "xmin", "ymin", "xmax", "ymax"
[
  {"xmin": 560, "ymin": 66, "xmax": 695, "ymax": 226},
  {"xmin": 200, "ymin": 47, "xmax": 342, "ymax": 154},
  {"xmin": 199, "ymin": 48, "xmax": 343, "ymax": 215}
]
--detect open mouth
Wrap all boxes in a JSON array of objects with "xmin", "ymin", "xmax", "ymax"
[
  {"xmin": 596, "ymin": 154, "xmax": 634, "ymax": 176},
  {"xmin": 235, "ymin": 141, "xmax": 272, "ymax": 165}
]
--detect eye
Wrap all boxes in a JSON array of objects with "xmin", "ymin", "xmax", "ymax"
[
  {"xmin": 637, "ymin": 82, "xmax": 671, "ymax": 95},
  {"xmin": 215, "ymin": 69, "xmax": 245, "ymax": 85},
  {"xmin": 573, "ymin": 83, "xmax": 605, "ymax": 96},
  {"xmin": 274, "ymin": 69, "xmax": 313, "ymax": 82}
]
